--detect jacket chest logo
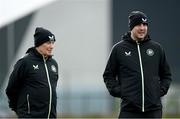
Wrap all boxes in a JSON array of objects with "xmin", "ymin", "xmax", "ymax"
[
  {"xmin": 33, "ymin": 64, "xmax": 39, "ymax": 70},
  {"xmin": 125, "ymin": 51, "xmax": 131, "ymax": 56},
  {"xmin": 51, "ymin": 65, "xmax": 57, "ymax": 73},
  {"xmin": 146, "ymin": 49, "xmax": 154, "ymax": 56}
]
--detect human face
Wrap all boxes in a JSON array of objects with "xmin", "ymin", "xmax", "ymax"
[
  {"xmin": 36, "ymin": 41, "xmax": 55, "ymax": 57},
  {"xmin": 131, "ymin": 23, "xmax": 148, "ymax": 41}
]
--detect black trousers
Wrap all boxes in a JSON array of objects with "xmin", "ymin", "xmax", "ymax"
[{"xmin": 119, "ymin": 109, "xmax": 162, "ymax": 118}]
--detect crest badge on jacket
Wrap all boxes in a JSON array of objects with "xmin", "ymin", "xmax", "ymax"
[
  {"xmin": 51, "ymin": 65, "xmax": 57, "ymax": 73},
  {"xmin": 146, "ymin": 49, "xmax": 154, "ymax": 56}
]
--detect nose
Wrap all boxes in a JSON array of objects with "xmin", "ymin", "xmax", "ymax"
[
  {"xmin": 138, "ymin": 24, "xmax": 147, "ymax": 30},
  {"xmin": 50, "ymin": 42, "xmax": 55, "ymax": 49}
]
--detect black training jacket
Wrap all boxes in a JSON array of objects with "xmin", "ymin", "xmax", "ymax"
[
  {"xmin": 103, "ymin": 32, "xmax": 172, "ymax": 112},
  {"xmin": 6, "ymin": 47, "xmax": 59, "ymax": 118}
]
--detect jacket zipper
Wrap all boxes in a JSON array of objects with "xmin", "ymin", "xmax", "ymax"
[
  {"xmin": 27, "ymin": 94, "xmax": 30, "ymax": 114},
  {"xmin": 136, "ymin": 41, "xmax": 145, "ymax": 112},
  {"xmin": 43, "ymin": 56, "xmax": 52, "ymax": 119}
]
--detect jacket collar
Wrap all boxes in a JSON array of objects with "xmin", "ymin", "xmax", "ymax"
[{"xmin": 26, "ymin": 47, "xmax": 52, "ymax": 60}]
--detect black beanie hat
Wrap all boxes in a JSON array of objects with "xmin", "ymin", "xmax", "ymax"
[
  {"xmin": 129, "ymin": 11, "xmax": 148, "ymax": 30},
  {"xmin": 34, "ymin": 27, "xmax": 55, "ymax": 47}
]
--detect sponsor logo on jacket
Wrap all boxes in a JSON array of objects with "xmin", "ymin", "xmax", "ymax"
[
  {"xmin": 125, "ymin": 51, "xmax": 131, "ymax": 56},
  {"xmin": 33, "ymin": 64, "xmax": 39, "ymax": 70}
]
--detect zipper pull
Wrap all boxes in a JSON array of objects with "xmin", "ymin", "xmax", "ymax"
[{"xmin": 136, "ymin": 41, "xmax": 140, "ymax": 45}]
